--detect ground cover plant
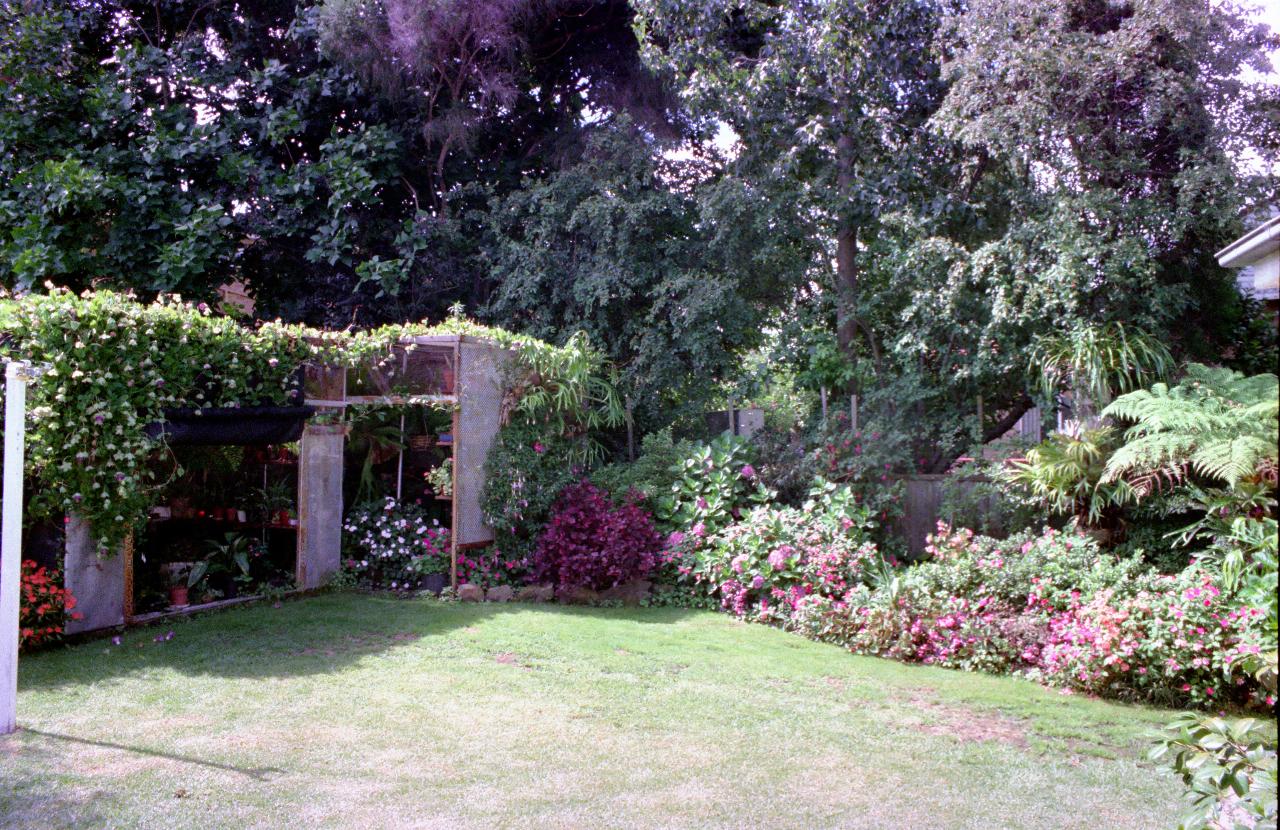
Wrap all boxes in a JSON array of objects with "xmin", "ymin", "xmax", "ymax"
[{"xmin": 4, "ymin": 593, "xmax": 1189, "ymax": 830}]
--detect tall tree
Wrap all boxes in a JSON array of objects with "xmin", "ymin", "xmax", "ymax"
[
  {"xmin": 934, "ymin": 0, "xmax": 1279, "ymax": 353},
  {"xmin": 0, "ymin": 0, "xmax": 678, "ymax": 326},
  {"xmin": 633, "ymin": 0, "xmax": 949, "ymax": 381},
  {"xmin": 482, "ymin": 120, "xmax": 806, "ymax": 424}
]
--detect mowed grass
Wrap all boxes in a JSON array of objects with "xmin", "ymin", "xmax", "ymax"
[{"xmin": 3, "ymin": 593, "xmax": 1183, "ymax": 829}]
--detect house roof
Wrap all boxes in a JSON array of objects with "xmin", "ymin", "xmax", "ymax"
[{"xmin": 1217, "ymin": 215, "xmax": 1280, "ymax": 268}]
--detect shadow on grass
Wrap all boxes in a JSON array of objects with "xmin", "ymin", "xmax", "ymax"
[
  {"xmin": 18, "ymin": 592, "xmax": 701, "ymax": 691},
  {"xmin": 0, "ymin": 737, "xmax": 110, "ymax": 829},
  {"xmin": 22, "ymin": 728, "xmax": 286, "ymax": 781}
]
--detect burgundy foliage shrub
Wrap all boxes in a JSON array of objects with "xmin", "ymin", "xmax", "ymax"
[{"xmin": 534, "ymin": 481, "xmax": 662, "ymax": 592}]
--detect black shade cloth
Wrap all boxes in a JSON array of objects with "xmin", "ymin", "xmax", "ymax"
[{"xmin": 144, "ymin": 406, "xmax": 315, "ymax": 445}]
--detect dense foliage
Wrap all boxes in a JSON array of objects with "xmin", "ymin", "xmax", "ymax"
[
  {"xmin": 1152, "ymin": 713, "xmax": 1278, "ymax": 830},
  {"xmin": 342, "ymin": 498, "xmax": 447, "ymax": 590},
  {"xmin": 481, "ymin": 420, "xmax": 590, "ymax": 564},
  {"xmin": 590, "ymin": 427, "xmax": 701, "ymax": 506},
  {"xmin": 1102, "ymin": 364, "xmax": 1279, "ymax": 492},
  {"xmin": 3, "ymin": 289, "xmax": 309, "ymax": 548},
  {"xmin": 653, "ymin": 433, "xmax": 772, "ymax": 535},
  {"xmin": 533, "ymin": 481, "xmax": 662, "ymax": 594}
]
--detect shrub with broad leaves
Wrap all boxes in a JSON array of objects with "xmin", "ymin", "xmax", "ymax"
[
  {"xmin": 693, "ymin": 479, "xmax": 883, "ymax": 620},
  {"xmin": 1151, "ymin": 713, "xmax": 1277, "ymax": 830},
  {"xmin": 654, "ymin": 433, "xmax": 773, "ymax": 535},
  {"xmin": 533, "ymin": 481, "xmax": 662, "ymax": 593}
]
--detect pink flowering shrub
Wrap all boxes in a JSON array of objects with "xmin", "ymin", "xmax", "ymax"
[
  {"xmin": 1035, "ymin": 570, "xmax": 1269, "ymax": 707},
  {"xmin": 454, "ymin": 546, "xmax": 530, "ymax": 588},
  {"xmin": 533, "ymin": 481, "xmax": 662, "ymax": 593},
  {"xmin": 693, "ymin": 480, "xmax": 882, "ymax": 620},
  {"xmin": 784, "ymin": 521, "xmax": 1270, "ymax": 709}
]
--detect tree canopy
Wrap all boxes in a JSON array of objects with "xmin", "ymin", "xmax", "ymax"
[{"xmin": 1, "ymin": 0, "xmax": 1275, "ymax": 467}]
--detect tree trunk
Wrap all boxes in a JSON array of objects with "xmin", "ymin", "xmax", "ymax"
[
  {"xmin": 835, "ymin": 132, "xmax": 859, "ymax": 389},
  {"xmin": 923, "ymin": 393, "xmax": 1035, "ymax": 473}
]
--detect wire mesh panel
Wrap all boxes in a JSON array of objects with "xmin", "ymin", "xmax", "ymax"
[
  {"xmin": 454, "ymin": 340, "xmax": 511, "ymax": 546},
  {"xmin": 303, "ymin": 362, "xmax": 346, "ymax": 404},
  {"xmin": 400, "ymin": 344, "xmax": 454, "ymax": 396}
]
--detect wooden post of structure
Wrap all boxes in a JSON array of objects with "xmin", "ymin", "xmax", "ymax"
[
  {"xmin": 2, "ymin": 362, "xmax": 32, "ymax": 734},
  {"xmin": 625, "ymin": 396, "xmax": 635, "ymax": 461},
  {"xmin": 850, "ymin": 395, "xmax": 858, "ymax": 432},
  {"xmin": 820, "ymin": 386, "xmax": 828, "ymax": 422}
]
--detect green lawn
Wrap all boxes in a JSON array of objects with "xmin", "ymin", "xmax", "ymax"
[{"xmin": 3, "ymin": 593, "xmax": 1183, "ymax": 829}]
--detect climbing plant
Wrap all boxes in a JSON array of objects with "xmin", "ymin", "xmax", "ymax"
[{"xmin": 1, "ymin": 289, "xmax": 622, "ymax": 551}]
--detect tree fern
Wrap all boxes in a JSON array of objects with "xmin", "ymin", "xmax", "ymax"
[{"xmin": 1101, "ymin": 364, "xmax": 1279, "ymax": 491}]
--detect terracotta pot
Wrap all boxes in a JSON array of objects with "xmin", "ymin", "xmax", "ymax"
[
  {"xmin": 168, "ymin": 585, "xmax": 189, "ymax": 608},
  {"xmin": 441, "ymin": 366, "xmax": 455, "ymax": 395}
]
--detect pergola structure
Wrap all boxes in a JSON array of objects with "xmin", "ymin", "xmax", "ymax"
[
  {"xmin": 51, "ymin": 334, "xmax": 512, "ymax": 636},
  {"xmin": 300, "ymin": 334, "xmax": 513, "ymax": 587}
]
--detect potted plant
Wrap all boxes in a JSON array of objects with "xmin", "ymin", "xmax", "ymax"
[
  {"xmin": 409, "ymin": 525, "xmax": 451, "ymax": 594},
  {"xmin": 161, "ymin": 562, "xmax": 193, "ymax": 608},
  {"xmin": 257, "ymin": 481, "xmax": 294, "ymax": 526},
  {"xmin": 190, "ymin": 533, "xmax": 253, "ymax": 600},
  {"xmin": 425, "ymin": 458, "xmax": 453, "ymax": 498}
]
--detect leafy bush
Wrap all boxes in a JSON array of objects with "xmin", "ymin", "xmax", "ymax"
[
  {"xmin": 691, "ymin": 479, "xmax": 882, "ymax": 618},
  {"xmin": 591, "ymin": 427, "xmax": 699, "ymax": 504},
  {"xmin": 1151, "ymin": 713, "xmax": 1277, "ymax": 830},
  {"xmin": 654, "ymin": 432, "xmax": 773, "ymax": 535},
  {"xmin": 342, "ymin": 498, "xmax": 442, "ymax": 590},
  {"xmin": 482, "ymin": 419, "xmax": 589, "ymax": 560},
  {"xmin": 533, "ymin": 481, "xmax": 662, "ymax": 593},
  {"xmin": 810, "ymin": 414, "xmax": 909, "ymax": 535},
  {"xmin": 20, "ymin": 559, "xmax": 80, "ymax": 650}
]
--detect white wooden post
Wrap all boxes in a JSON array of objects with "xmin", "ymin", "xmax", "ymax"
[{"xmin": 2, "ymin": 361, "xmax": 31, "ymax": 734}]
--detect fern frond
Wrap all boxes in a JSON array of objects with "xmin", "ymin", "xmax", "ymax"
[{"xmin": 1101, "ymin": 364, "xmax": 1279, "ymax": 490}]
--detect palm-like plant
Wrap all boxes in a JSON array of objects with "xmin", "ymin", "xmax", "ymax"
[
  {"xmin": 1029, "ymin": 323, "xmax": 1175, "ymax": 422},
  {"xmin": 1101, "ymin": 364, "xmax": 1279, "ymax": 492},
  {"xmin": 1002, "ymin": 425, "xmax": 1137, "ymax": 528}
]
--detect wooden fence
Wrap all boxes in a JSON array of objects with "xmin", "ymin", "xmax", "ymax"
[{"xmin": 895, "ymin": 474, "xmax": 1006, "ymax": 557}]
